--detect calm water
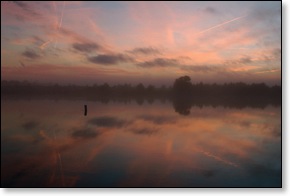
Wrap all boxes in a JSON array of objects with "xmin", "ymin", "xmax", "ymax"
[{"xmin": 1, "ymin": 99, "xmax": 281, "ymax": 187}]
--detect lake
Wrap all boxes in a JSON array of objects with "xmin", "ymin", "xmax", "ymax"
[{"xmin": 1, "ymin": 99, "xmax": 281, "ymax": 187}]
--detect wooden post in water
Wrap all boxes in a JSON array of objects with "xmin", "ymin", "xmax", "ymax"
[{"xmin": 84, "ymin": 104, "xmax": 87, "ymax": 116}]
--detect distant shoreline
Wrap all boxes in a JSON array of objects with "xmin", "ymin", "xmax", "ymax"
[{"xmin": 1, "ymin": 80, "xmax": 281, "ymax": 112}]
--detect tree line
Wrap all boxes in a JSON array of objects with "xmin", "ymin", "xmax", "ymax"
[
  {"xmin": 1, "ymin": 76, "xmax": 281, "ymax": 113},
  {"xmin": 173, "ymin": 76, "xmax": 280, "ymax": 97},
  {"xmin": 1, "ymin": 76, "xmax": 281, "ymax": 98}
]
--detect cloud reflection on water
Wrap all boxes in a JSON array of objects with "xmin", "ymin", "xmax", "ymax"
[{"xmin": 1, "ymin": 99, "xmax": 281, "ymax": 187}]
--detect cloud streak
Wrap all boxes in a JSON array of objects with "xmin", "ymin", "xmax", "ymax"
[
  {"xmin": 255, "ymin": 68, "xmax": 280, "ymax": 74},
  {"xmin": 22, "ymin": 49, "xmax": 40, "ymax": 59},
  {"xmin": 12, "ymin": 1, "xmax": 40, "ymax": 17},
  {"xmin": 128, "ymin": 47, "xmax": 161, "ymax": 55},
  {"xmin": 137, "ymin": 58, "xmax": 179, "ymax": 68},
  {"xmin": 204, "ymin": 7, "xmax": 219, "ymax": 14},
  {"xmin": 181, "ymin": 65, "xmax": 224, "ymax": 73},
  {"xmin": 88, "ymin": 54, "xmax": 134, "ymax": 65},
  {"xmin": 72, "ymin": 42, "xmax": 101, "ymax": 53}
]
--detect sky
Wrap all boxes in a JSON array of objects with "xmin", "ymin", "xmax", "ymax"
[{"xmin": 1, "ymin": 1, "xmax": 281, "ymax": 86}]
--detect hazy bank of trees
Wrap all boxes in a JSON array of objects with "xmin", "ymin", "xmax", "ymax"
[
  {"xmin": 1, "ymin": 76, "xmax": 281, "ymax": 98},
  {"xmin": 1, "ymin": 80, "xmax": 170, "ymax": 101},
  {"xmin": 1, "ymin": 76, "xmax": 281, "ymax": 112}
]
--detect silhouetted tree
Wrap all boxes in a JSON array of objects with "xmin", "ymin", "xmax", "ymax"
[{"xmin": 173, "ymin": 76, "xmax": 192, "ymax": 97}]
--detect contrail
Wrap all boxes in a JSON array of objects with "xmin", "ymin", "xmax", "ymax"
[
  {"xmin": 194, "ymin": 148, "xmax": 240, "ymax": 168},
  {"xmin": 196, "ymin": 15, "xmax": 246, "ymax": 35},
  {"xmin": 58, "ymin": 152, "xmax": 65, "ymax": 187},
  {"xmin": 39, "ymin": 40, "xmax": 52, "ymax": 50},
  {"xmin": 19, "ymin": 61, "xmax": 25, "ymax": 67},
  {"xmin": 52, "ymin": 129, "xmax": 65, "ymax": 186},
  {"xmin": 54, "ymin": 1, "xmax": 66, "ymax": 48},
  {"xmin": 58, "ymin": 1, "xmax": 66, "ymax": 29},
  {"xmin": 199, "ymin": 150, "xmax": 240, "ymax": 168}
]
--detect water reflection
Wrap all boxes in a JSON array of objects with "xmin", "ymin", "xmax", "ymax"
[
  {"xmin": 71, "ymin": 128, "xmax": 101, "ymax": 139},
  {"xmin": 1, "ymin": 99, "xmax": 281, "ymax": 187},
  {"xmin": 88, "ymin": 116, "xmax": 129, "ymax": 127}
]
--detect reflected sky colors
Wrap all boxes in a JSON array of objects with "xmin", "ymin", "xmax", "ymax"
[
  {"xmin": 1, "ymin": 1, "xmax": 281, "ymax": 85},
  {"xmin": 1, "ymin": 100, "xmax": 281, "ymax": 187}
]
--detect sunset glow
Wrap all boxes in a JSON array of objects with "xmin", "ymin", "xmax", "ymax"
[{"xmin": 1, "ymin": 1, "xmax": 281, "ymax": 85}]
